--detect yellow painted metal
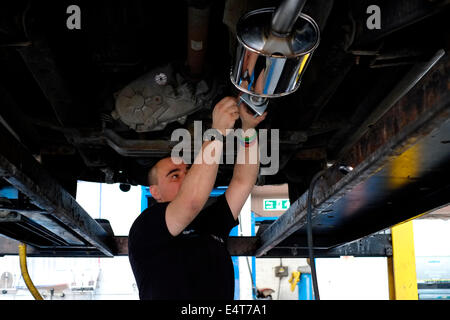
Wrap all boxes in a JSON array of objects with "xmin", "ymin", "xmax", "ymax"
[
  {"xmin": 288, "ymin": 271, "xmax": 301, "ymax": 292},
  {"xmin": 388, "ymin": 220, "xmax": 418, "ymax": 300},
  {"xmin": 19, "ymin": 243, "xmax": 44, "ymax": 300},
  {"xmin": 387, "ymin": 143, "xmax": 421, "ymax": 190},
  {"xmin": 387, "ymin": 256, "xmax": 396, "ymax": 300}
]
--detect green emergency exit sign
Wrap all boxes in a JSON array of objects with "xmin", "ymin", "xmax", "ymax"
[{"xmin": 263, "ymin": 199, "xmax": 290, "ymax": 211}]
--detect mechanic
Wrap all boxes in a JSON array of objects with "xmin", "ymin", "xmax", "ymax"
[{"xmin": 128, "ymin": 96, "xmax": 267, "ymax": 300}]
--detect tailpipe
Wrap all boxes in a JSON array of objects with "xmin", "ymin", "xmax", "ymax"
[
  {"xmin": 271, "ymin": 0, "xmax": 307, "ymax": 36},
  {"xmin": 186, "ymin": 1, "xmax": 211, "ymax": 77}
]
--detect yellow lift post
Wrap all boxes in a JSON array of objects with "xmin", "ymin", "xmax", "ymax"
[{"xmin": 387, "ymin": 220, "xmax": 418, "ymax": 300}]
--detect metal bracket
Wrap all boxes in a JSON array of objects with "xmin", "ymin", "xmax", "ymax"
[{"xmin": 239, "ymin": 93, "xmax": 269, "ymax": 116}]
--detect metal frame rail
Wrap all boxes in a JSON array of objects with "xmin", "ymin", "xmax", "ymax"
[
  {"xmin": 257, "ymin": 49, "xmax": 450, "ymax": 257},
  {"xmin": 0, "ymin": 124, "xmax": 114, "ymax": 257}
]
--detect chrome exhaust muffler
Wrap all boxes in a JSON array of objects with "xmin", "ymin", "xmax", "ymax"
[{"xmin": 230, "ymin": 1, "xmax": 320, "ymax": 115}]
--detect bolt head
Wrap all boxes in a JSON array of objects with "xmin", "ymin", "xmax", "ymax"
[{"xmin": 154, "ymin": 73, "xmax": 168, "ymax": 86}]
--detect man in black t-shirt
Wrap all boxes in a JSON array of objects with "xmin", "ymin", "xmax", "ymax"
[{"xmin": 128, "ymin": 96, "xmax": 267, "ymax": 300}]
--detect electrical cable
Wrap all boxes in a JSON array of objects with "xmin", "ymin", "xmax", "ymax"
[
  {"xmin": 238, "ymin": 215, "xmax": 258, "ymax": 299},
  {"xmin": 306, "ymin": 169, "xmax": 326, "ymax": 300},
  {"xmin": 277, "ymin": 275, "xmax": 281, "ymax": 300},
  {"xmin": 276, "ymin": 258, "xmax": 282, "ymax": 300},
  {"xmin": 244, "ymin": 253, "xmax": 257, "ymax": 299}
]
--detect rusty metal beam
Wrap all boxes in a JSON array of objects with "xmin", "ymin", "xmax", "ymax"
[
  {"xmin": 111, "ymin": 236, "xmax": 261, "ymax": 257},
  {"xmin": 262, "ymin": 233, "xmax": 392, "ymax": 258},
  {"xmin": 0, "ymin": 233, "xmax": 391, "ymax": 258},
  {"xmin": 256, "ymin": 50, "xmax": 450, "ymax": 257},
  {"xmin": 0, "ymin": 234, "xmax": 107, "ymax": 257},
  {"xmin": 334, "ymin": 50, "xmax": 445, "ymax": 160},
  {"xmin": 0, "ymin": 124, "xmax": 114, "ymax": 256}
]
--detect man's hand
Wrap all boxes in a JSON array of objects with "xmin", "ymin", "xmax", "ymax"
[
  {"xmin": 238, "ymin": 101, "xmax": 267, "ymax": 131},
  {"xmin": 212, "ymin": 97, "xmax": 240, "ymax": 135}
]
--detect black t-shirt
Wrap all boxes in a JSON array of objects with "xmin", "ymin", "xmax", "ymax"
[{"xmin": 128, "ymin": 194, "xmax": 239, "ymax": 300}]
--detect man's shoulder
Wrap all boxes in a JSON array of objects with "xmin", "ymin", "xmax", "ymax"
[{"xmin": 130, "ymin": 202, "xmax": 168, "ymax": 232}]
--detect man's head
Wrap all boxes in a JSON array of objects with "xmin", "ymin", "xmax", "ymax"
[{"xmin": 148, "ymin": 157, "xmax": 189, "ymax": 203}]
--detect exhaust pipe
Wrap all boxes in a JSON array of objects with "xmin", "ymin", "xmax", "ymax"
[
  {"xmin": 187, "ymin": 2, "xmax": 211, "ymax": 77},
  {"xmin": 271, "ymin": 0, "xmax": 307, "ymax": 36}
]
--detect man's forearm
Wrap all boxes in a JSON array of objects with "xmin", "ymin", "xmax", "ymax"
[
  {"xmin": 176, "ymin": 139, "xmax": 223, "ymax": 210},
  {"xmin": 224, "ymin": 99, "xmax": 266, "ymax": 218},
  {"xmin": 223, "ymin": 128, "xmax": 259, "ymax": 218},
  {"xmin": 232, "ymin": 128, "xmax": 259, "ymax": 187}
]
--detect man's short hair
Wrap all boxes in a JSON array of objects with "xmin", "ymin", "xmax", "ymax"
[{"xmin": 148, "ymin": 156, "xmax": 184, "ymax": 186}]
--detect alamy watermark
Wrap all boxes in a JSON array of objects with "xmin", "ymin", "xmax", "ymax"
[
  {"xmin": 366, "ymin": 5, "xmax": 381, "ymax": 30},
  {"xmin": 65, "ymin": 4, "xmax": 382, "ymax": 31},
  {"xmin": 170, "ymin": 121, "xmax": 279, "ymax": 176},
  {"xmin": 66, "ymin": 5, "xmax": 81, "ymax": 30}
]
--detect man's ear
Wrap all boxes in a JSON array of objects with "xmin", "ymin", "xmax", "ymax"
[{"xmin": 149, "ymin": 185, "xmax": 162, "ymax": 202}]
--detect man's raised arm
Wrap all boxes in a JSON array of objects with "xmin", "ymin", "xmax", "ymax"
[
  {"xmin": 165, "ymin": 97, "xmax": 239, "ymax": 236},
  {"xmin": 225, "ymin": 102, "xmax": 267, "ymax": 220}
]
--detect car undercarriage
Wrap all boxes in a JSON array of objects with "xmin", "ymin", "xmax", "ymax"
[
  {"xmin": 0, "ymin": 0, "xmax": 446, "ymax": 193},
  {"xmin": 0, "ymin": 0, "xmax": 449, "ymax": 258}
]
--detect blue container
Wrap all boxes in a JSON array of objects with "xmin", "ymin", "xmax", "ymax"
[{"xmin": 299, "ymin": 273, "xmax": 313, "ymax": 300}]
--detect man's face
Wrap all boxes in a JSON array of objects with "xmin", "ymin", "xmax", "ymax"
[{"xmin": 150, "ymin": 157, "xmax": 190, "ymax": 202}]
